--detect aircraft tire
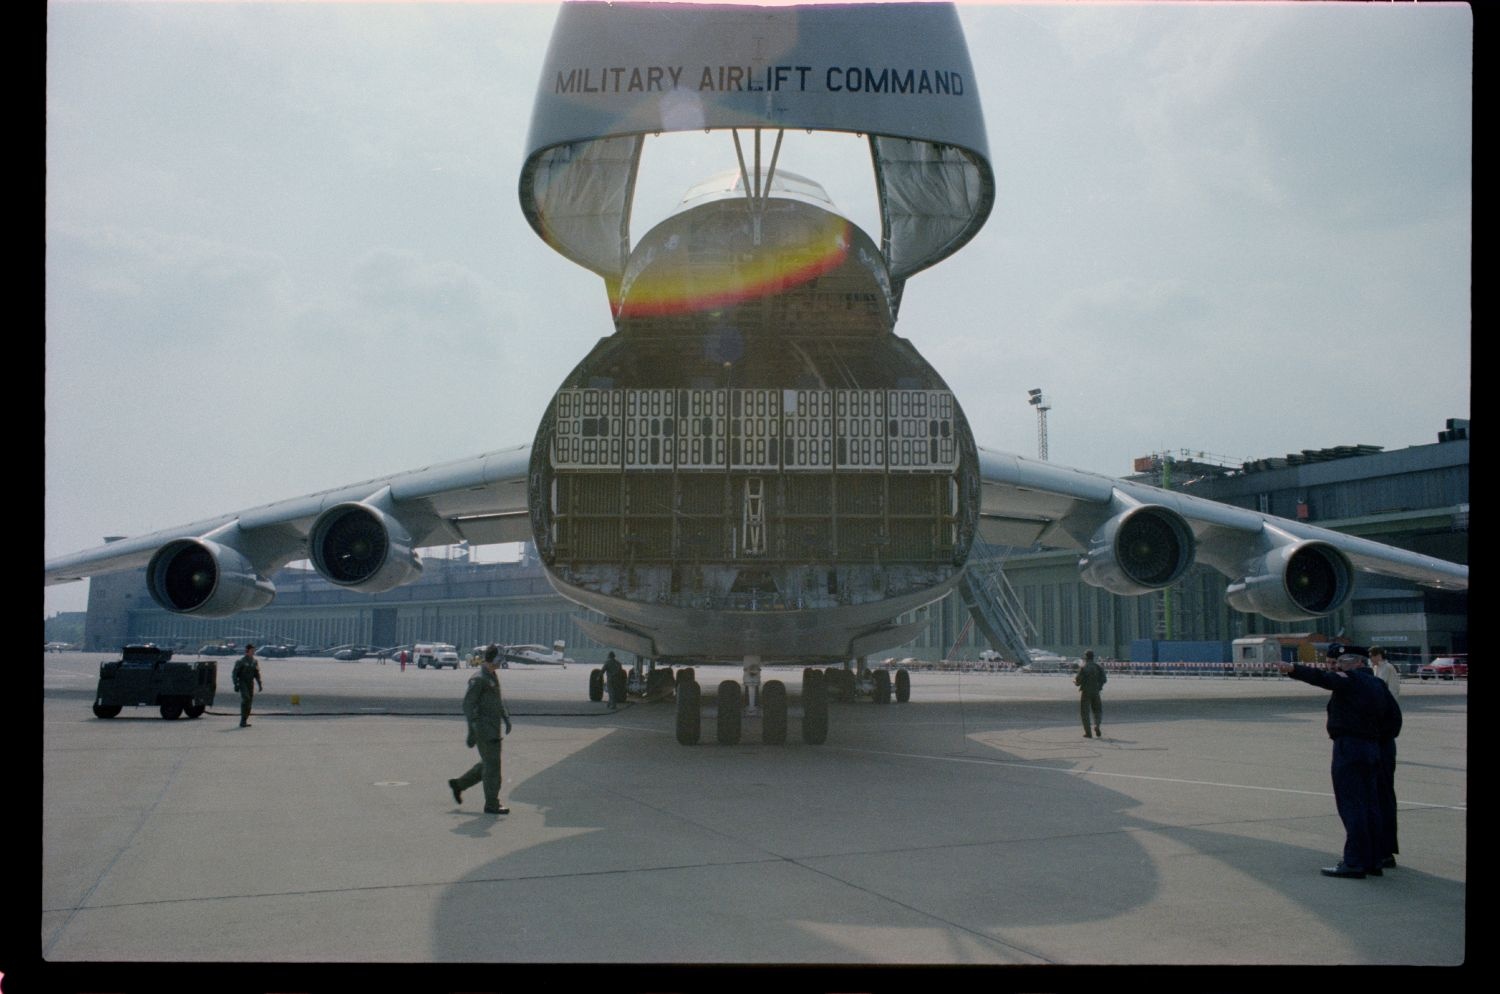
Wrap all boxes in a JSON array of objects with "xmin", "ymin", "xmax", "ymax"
[
  {"xmin": 762, "ymin": 680, "xmax": 788, "ymax": 745},
  {"xmin": 588, "ymin": 668, "xmax": 604, "ymax": 702},
  {"xmin": 895, "ymin": 668, "xmax": 911, "ymax": 703},
  {"xmin": 716, "ymin": 680, "xmax": 742, "ymax": 745},
  {"xmin": 92, "ymin": 704, "xmax": 121, "ymax": 719},
  {"xmin": 159, "ymin": 700, "xmax": 183, "ymax": 720},
  {"xmin": 872, "ymin": 669, "xmax": 891, "ymax": 705},
  {"xmin": 609, "ymin": 668, "xmax": 628, "ymax": 702},
  {"xmin": 802, "ymin": 670, "xmax": 828, "ymax": 745},
  {"xmin": 185, "ymin": 702, "xmax": 206, "ymax": 719},
  {"xmin": 675, "ymin": 679, "xmax": 701, "ymax": 745}
]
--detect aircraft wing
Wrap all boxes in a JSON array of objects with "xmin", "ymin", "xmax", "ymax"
[
  {"xmin": 975, "ymin": 447, "xmax": 1466, "ymax": 618},
  {"xmin": 44, "ymin": 446, "xmax": 534, "ymax": 611}
]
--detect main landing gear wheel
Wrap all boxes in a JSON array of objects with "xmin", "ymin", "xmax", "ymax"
[
  {"xmin": 716, "ymin": 680, "xmax": 742, "ymax": 745},
  {"xmin": 802, "ymin": 669, "xmax": 828, "ymax": 745},
  {"xmin": 609, "ymin": 667, "xmax": 628, "ymax": 704},
  {"xmin": 762, "ymin": 680, "xmax": 788, "ymax": 745},
  {"xmin": 159, "ymin": 700, "xmax": 183, "ymax": 720},
  {"xmin": 895, "ymin": 668, "xmax": 911, "ymax": 703},
  {"xmin": 675, "ymin": 679, "xmax": 701, "ymax": 745},
  {"xmin": 588, "ymin": 668, "xmax": 604, "ymax": 702},
  {"xmin": 872, "ymin": 669, "xmax": 891, "ymax": 704},
  {"xmin": 92, "ymin": 704, "xmax": 121, "ymax": 719}
]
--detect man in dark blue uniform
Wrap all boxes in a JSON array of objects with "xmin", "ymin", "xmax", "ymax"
[{"xmin": 1279, "ymin": 652, "xmax": 1393, "ymax": 878}]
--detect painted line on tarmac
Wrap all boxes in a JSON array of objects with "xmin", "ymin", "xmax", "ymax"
[
  {"xmin": 835, "ymin": 746, "xmax": 1467, "ymax": 812},
  {"xmin": 42, "ymin": 748, "xmax": 193, "ymax": 959}
]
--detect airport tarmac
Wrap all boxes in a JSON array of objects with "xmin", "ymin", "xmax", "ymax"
[{"xmin": 36, "ymin": 651, "xmax": 1467, "ymax": 977}]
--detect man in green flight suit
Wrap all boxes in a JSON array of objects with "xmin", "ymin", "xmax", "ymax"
[
  {"xmin": 1074, "ymin": 649, "xmax": 1106, "ymax": 738},
  {"xmin": 231, "ymin": 644, "xmax": 263, "ymax": 728},
  {"xmin": 449, "ymin": 644, "xmax": 513, "ymax": 814}
]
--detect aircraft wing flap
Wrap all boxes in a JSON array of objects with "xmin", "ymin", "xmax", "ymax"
[
  {"xmin": 974, "ymin": 515, "xmax": 1052, "ymax": 549},
  {"xmin": 449, "ymin": 512, "xmax": 534, "ymax": 546}
]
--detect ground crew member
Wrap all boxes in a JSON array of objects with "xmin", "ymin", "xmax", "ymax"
[
  {"xmin": 603, "ymin": 651, "xmax": 624, "ymax": 710},
  {"xmin": 231, "ymin": 644, "xmax": 263, "ymax": 728},
  {"xmin": 1075, "ymin": 650, "xmax": 1106, "ymax": 738},
  {"xmin": 449, "ymin": 644, "xmax": 512, "ymax": 815},
  {"xmin": 1280, "ymin": 653, "xmax": 1393, "ymax": 878}
]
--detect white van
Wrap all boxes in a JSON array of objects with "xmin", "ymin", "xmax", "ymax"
[{"xmin": 414, "ymin": 643, "xmax": 461, "ymax": 670}]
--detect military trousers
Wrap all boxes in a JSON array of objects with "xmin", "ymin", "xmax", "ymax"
[
  {"xmin": 1377, "ymin": 738, "xmax": 1399, "ymax": 860},
  {"xmin": 1079, "ymin": 691, "xmax": 1102, "ymax": 732},
  {"xmin": 239, "ymin": 689, "xmax": 255, "ymax": 725},
  {"xmin": 1331, "ymin": 736, "xmax": 1382, "ymax": 871},
  {"xmin": 455, "ymin": 739, "xmax": 502, "ymax": 809}
]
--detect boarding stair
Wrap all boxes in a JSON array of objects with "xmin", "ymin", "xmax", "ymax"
[{"xmin": 957, "ymin": 542, "xmax": 1036, "ymax": 668}]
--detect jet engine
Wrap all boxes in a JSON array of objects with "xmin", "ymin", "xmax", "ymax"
[
  {"xmin": 1225, "ymin": 541, "xmax": 1353, "ymax": 621},
  {"xmin": 308, "ymin": 501, "xmax": 422, "ymax": 592},
  {"xmin": 1078, "ymin": 505, "xmax": 1195, "ymax": 596},
  {"xmin": 146, "ymin": 539, "xmax": 276, "ymax": 617}
]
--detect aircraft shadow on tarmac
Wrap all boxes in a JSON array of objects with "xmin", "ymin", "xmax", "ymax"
[
  {"xmin": 40, "ymin": 661, "xmax": 1463, "ymax": 965},
  {"xmin": 420, "ymin": 692, "xmax": 1464, "ymax": 964}
]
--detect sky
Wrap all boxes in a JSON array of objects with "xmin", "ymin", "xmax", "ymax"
[{"xmin": 44, "ymin": 0, "xmax": 1472, "ymax": 617}]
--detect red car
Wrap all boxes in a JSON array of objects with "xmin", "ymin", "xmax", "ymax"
[{"xmin": 1418, "ymin": 656, "xmax": 1468, "ymax": 680}]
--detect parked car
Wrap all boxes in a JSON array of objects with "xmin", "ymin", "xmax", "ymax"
[
  {"xmin": 1418, "ymin": 656, "xmax": 1467, "ymax": 680},
  {"xmin": 1019, "ymin": 650, "xmax": 1078, "ymax": 673}
]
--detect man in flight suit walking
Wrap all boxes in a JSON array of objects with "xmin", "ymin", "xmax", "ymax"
[
  {"xmin": 231, "ymin": 644, "xmax": 263, "ymax": 728},
  {"xmin": 1280, "ymin": 653, "xmax": 1396, "ymax": 878},
  {"xmin": 449, "ymin": 644, "xmax": 512, "ymax": 815},
  {"xmin": 1075, "ymin": 650, "xmax": 1106, "ymax": 738}
]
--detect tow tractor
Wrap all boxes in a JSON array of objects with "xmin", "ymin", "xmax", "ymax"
[{"xmin": 92, "ymin": 644, "xmax": 217, "ymax": 720}]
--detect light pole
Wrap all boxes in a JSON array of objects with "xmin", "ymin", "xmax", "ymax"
[{"xmin": 1027, "ymin": 388, "xmax": 1051, "ymax": 461}]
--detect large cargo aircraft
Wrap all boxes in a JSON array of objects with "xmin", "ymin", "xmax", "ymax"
[{"xmin": 45, "ymin": 2, "xmax": 1466, "ymax": 746}]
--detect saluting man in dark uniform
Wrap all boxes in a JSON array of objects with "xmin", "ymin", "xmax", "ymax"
[
  {"xmin": 231, "ymin": 644, "xmax": 263, "ymax": 728},
  {"xmin": 449, "ymin": 644, "xmax": 512, "ymax": 815},
  {"xmin": 1280, "ymin": 652, "xmax": 1395, "ymax": 878}
]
